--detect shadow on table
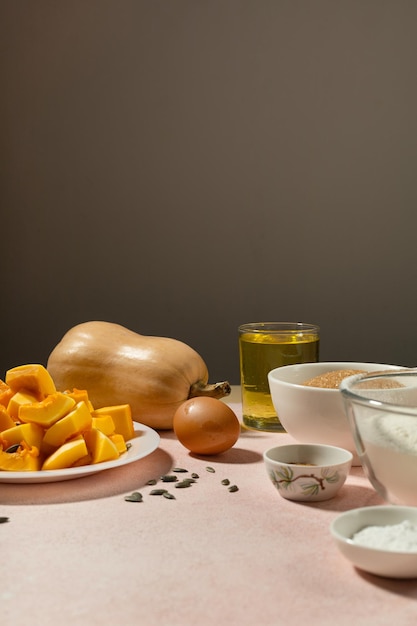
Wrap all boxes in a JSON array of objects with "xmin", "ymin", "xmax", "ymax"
[
  {"xmin": 0, "ymin": 448, "xmax": 173, "ymax": 505},
  {"xmin": 188, "ymin": 446, "xmax": 262, "ymax": 464},
  {"xmin": 356, "ymin": 567, "xmax": 417, "ymax": 599},
  {"xmin": 291, "ymin": 483, "xmax": 385, "ymax": 513},
  {"xmin": 158, "ymin": 430, "xmax": 262, "ymax": 464}
]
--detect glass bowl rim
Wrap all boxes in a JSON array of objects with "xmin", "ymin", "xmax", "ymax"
[{"xmin": 340, "ymin": 368, "xmax": 417, "ymax": 416}]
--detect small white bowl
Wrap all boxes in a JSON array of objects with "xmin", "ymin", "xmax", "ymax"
[
  {"xmin": 268, "ymin": 362, "xmax": 401, "ymax": 465},
  {"xmin": 264, "ymin": 443, "xmax": 352, "ymax": 502},
  {"xmin": 331, "ymin": 505, "xmax": 417, "ymax": 578}
]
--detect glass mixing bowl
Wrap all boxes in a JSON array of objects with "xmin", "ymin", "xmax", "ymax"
[{"xmin": 340, "ymin": 369, "xmax": 417, "ymax": 505}]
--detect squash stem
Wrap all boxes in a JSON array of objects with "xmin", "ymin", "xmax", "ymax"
[{"xmin": 188, "ymin": 381, "xmax": 231, "ymax": 400}]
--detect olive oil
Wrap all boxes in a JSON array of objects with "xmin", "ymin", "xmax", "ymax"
[{"xmin": 239, "ymin": 324, "xmax": 319, "ymax": 431}]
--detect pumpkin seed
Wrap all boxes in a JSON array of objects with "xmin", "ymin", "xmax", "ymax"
[
  {"xmin": 172, "ymin": 467, "xmax": 188, "ymax": 473},
  {"xmin": 163, "ymin": 492, "xmax": 176, "ymax": 500},
  {"xmin": 146, "ymin": 479, "xmax": 158, "ymax": 486},
  {"xmin": 175, "ymin": 478, "xmax": 196, "ymax": 486},
  {"xmin": 205, "ymin": 466, "xmax": 215, "ymax": 473},
  {"xmin": 221, "ymin": 479, "xmax": 230, "ymax": 486},
  {"xmin": 160, "ymin": 475, "xmax": 178, "ymax": 482},
  {"xmin": 228, "ymin": 485, "xmax": 239, "ymax": 492},
  {"xmin": 0, "ymin": 516, "xmax": 9, "ymax": 524},
  {"xmin": 150, "ymin": 489, "xmax": 168, "ymax": 495},
  {"xmin": 124, "ymin": 492, "xmax": 143, "ymax": 502},
  {"xmin": 5, "ymin": 443, "xmax": 20, "ymax": 453},
  {"xmin": 175, "ymin": 480, "xmax": 193, "ymax": 489}
]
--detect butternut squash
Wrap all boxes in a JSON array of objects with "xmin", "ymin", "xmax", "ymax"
[{"xmin": 47, "ymin": 321, "xmax": 231, "ymax": 430}]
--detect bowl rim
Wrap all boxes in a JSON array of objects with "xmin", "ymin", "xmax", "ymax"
[
  {"xmin": 267, "ymin": 362, "xmax": 400, "ymax": 392},
  {"xmin": 263, "ymin": 443, "xmax": 353, "ymax": 468},
  {"xmin": 330, "ymin": 505, "xmax": 417, "ymax": 555},
  {"xmin": 340, "ymin": 368, "xmax": 417, "ymax": 416}
]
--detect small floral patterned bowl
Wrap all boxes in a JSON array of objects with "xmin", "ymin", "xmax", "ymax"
[{"xmin": 264, "ymin": 443, "xmax": 353, "ymax": 502}]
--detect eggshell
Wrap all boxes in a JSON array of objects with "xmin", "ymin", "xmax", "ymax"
[{"xmin": 173, "ymin": 397, "xmax": 240, "ymax": 455}]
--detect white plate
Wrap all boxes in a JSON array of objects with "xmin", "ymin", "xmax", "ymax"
[{"xmin": 0, "ymin": 422, "xmax": 160, "ymax": 484}]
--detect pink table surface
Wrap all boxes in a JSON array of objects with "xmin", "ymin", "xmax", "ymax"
[{"xmin": 1, "ymin": 390, "xmax": 417, "ymax": 626}]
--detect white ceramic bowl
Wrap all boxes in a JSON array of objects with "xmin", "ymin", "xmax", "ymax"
[
  {"xmin": 331, "ymin": 505, "xmax": 417, "ymax": 578},
  {"xmin": 268, "ymin": 362, "xmax": 401, "ymax": 465},
  {"xmin": 340, "ymin": 369, "xmax": 417, "ymax": 506},
  {"xmin": 264, "ymin": 443, "xmax": 352, "ymax": 502}
]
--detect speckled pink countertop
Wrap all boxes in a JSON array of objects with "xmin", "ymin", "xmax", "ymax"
[{"xmin": 1, "ymin": 390, "xmax": 416, "ymax": 626}]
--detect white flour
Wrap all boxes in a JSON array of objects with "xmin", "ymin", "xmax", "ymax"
[
  {"xmin": 357, "ymin": 412, "xmax": 417, "ymax": 505},
  {"xmin": 363, "ymin": 413, "xmax": 417, "ymax": 454},
  {"xmin": 352, "ymin": 520, "xmax": 417, "ymax": 552}
]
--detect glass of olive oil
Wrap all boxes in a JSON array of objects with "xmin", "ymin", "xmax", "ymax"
[{"xmin": 238, "ymin": 322, "xmax": 320, "ymax": 431}]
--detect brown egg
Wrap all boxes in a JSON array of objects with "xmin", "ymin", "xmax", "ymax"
[{"xmin": 173, "ymin": 397, "xmax": 240, "ymax": 455}]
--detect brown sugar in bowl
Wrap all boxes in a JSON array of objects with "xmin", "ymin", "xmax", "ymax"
[{"xmin": 302, "ymin": 369, "xmax": 366, "ymax": 389}]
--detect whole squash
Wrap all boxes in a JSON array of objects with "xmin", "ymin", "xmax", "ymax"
[{"xmin": 46, "ymin": 321, "xmax": 231, "ymax": 430}]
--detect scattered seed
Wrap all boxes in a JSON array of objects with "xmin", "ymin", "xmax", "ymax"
[
  {"xmin": 160, "ymin": 474, "xmax": 178, "ymax": 482},
  {"xmin": 126, "ymin": 442, "xmax": 132, "ymax": 450},
  {"xmin": 175, "ymin": 478, "xmax": 196, "ymax": 486},
  {"xmin": 124, "ymin": 492, "xmax": 143, "ymax": 502},
  {"xmin": 5, "ymin": 443, "xmax": 20, "ymax": 453},
  {"xmin": 175, "ymin": 480, "xmax": 193, "ymax": 489},
  {"xmin": 0, "ymin": 517, "xmax": 9, "ymax": 524},
  {"xmin": 163, "ymin": 492, "xmax": 176, "ymax": 500},
  {"xmin": 123, "ymin": 464, "xmax": 237, "ymax": 502}
]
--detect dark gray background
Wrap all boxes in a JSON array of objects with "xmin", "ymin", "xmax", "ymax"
[{"xmin": 2, "ymin": 1, "xmax": 417, "ymax": 384}]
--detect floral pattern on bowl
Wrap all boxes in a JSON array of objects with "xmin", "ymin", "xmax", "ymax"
[{"xmin": 269, "ymin": 466, "xmax": 342, "ymax": 498}]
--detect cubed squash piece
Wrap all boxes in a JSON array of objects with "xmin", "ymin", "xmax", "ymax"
[
  {"xmin": 19, "ymin": 392, "xmax": 76, "ymax": 428},
  {"xmin": 0, "ymin": 380, "xmax": 14, "ymax": 408},
  {"xmin": 6, "ymin": 364, "xmax": 56, "ymax": 399},
  {"xmin": 7, "ymin": 390, "xmax": 39, "ymax": 420},
  {"xmin": 42, "ymin": 401, "xmax": 92, "ymax": 452},
  {"xmin": 64, "ymin": 388, "xmax": 94, "ymax": 411},
  {"xmin": 71, "ymin": 453, "xmax": 93, "ymax": 467},
  {"xmin": 0, "ymin": 422, "xmax": 44, "ymax": 451},
  {"xmin": 91, "ymin": 415, "xmax": 115, "ymax": 436},
  {"xmin": 0, "ymin": 444, "xmax": 41, "ymax": 471},
  {"xmin": 0, "ymin": 405, "xmax": 15, "ymax": 432},
  {"xmin": 42, "ymin": 436, "xmax": 88, "ymax": 470},
  {"xmin": 83, "ymin": 428, "xmax": 119, "ymax": 464},
  {"xmin": 93, "ymin": 404, "xmax": 134, "ymax": 441},
  {"xmin": 109, "ymin": 433, "xmax": 127, "ymax": 454}
]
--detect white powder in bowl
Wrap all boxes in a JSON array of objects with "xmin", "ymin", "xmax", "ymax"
[
  {"xmin": 358, "ymin": 413, "xmax": 417, "ymax": 505},
  {"xmin": 361, "ymin": 413, "xmax": 417, "ymax": 454},
  {"xmin": 352, "ymin": 520, "xmax": 417, "ymax": 552}
]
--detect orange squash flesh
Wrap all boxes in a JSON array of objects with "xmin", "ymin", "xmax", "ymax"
[
  {"xmin": 6, "ymin": 364, "xmax": 56, "ymax": 399},
  {"xmin": 0, "ymin": 364, "xmax": 136, "ymax": 472}
]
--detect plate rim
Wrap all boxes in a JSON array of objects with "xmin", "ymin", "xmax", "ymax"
[{"xmin": 0, "ymin": 422, "xmax": 160, "ymax": 484}]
